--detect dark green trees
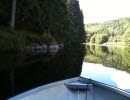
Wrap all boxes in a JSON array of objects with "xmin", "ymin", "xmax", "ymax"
[
  {"xmin": 0, "ymin": 0, "xmax": 11, "ymax": 25},
  {"xmin": 67, "ymin": 0, "xmax": 86, "ymax": 44},
  {"xmin": 0, "ymin": 0, "xmax": 85, "ymax": 45}
]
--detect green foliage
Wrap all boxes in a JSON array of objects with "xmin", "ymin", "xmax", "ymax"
[
  {"xmin": 90, "ymin": 34, "xmax": 108, "ymax": 44},
  {"xmin": 121, "ymin": 33, "xmax": 130, "ymax": 46},
  {"xmin": 85, "ymin": 17, "xmax": 130, "ymax": 46},
  {"xmin": 42, "ymin": 33, "xmax": 57, "ymax": 44},
  {"xmin": 66, "ymin": 0, "xmax": 86, "ymax": 44},
  {"xmin": 0, "ymin": 0, "xmax": 11, "ymax": 25},
  {"xmin": 101, "ymin": 34, "xmax": 108, "ymax": 43},
  {"xmin": 0, "ymin": 0, "xmax": 85, "ymax": 45},
  {"xmin": 0, "ymin": 28, "xmax": 28, "ymax": 49},
  {"xmin": 90, "ymin": 35, "xmax": 96, "ymax": 43}
]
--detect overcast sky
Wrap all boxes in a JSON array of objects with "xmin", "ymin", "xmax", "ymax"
[{"xmin": 79, "ymin": 0, "xmax": 130, "ymax": 24}]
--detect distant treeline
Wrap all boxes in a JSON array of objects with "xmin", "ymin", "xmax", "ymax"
[
  {"xmin": 0, "ymin": 0, "xmax": 86, "ymax": 45},
  {"xmin": 85, "ymin": 17, "xmax": 130, "ymax": 46}
]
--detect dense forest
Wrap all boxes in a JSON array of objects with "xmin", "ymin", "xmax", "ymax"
[
  {"xmin": 0, "ymin": 0, "xmax": 86, "ymax": 49},
  {"xmin": 0, "ymin": 1, "xmax": 87, "ymax": 99},
  {"xmin": 85, "ymin": 17, "xmax": 130, "ymax": 46}
]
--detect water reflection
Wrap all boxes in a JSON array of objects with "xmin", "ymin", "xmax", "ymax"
[
  {"xmin": 0, "ymin": 45, "xmax": 86, "ymax": 99},
  {"xmin": 81, "ymin": 62, "xmax": 130, "ymax": 93},
  {"xmin": 84, "ymin": 45, "xmax": 130, "ymax": 74},
  {"xmin": 81, "ymin": 62, "xmax": 130, "ymax": 92},
  {"xmin": 83, "ymin": 45, "xmax": 130, "ymax": 93}
]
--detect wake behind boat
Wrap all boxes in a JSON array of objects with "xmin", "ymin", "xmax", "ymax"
[{"xmin": 8, "ymin": 77, "xmax": 130, "ymax": 100}]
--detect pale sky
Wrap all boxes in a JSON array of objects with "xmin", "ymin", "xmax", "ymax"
[{"xmin": 79, "ymin": 0, "xmax": 130, "ymax": 24}]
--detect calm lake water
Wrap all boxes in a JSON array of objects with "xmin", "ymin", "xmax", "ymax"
[
  {"xmin": 0, "ymin": 44, "xmax": 130, "ymax": 99},
  {"xmin": 0, "ymin": 45, "xmax": 85, "ymax": 99},
  {"xmin": 82, "ymin": 45, "xmax": 130, "ymax": 93},
  {"xmin": 84, "ymin": 45, "xmax": 130, "ymax": 74}
]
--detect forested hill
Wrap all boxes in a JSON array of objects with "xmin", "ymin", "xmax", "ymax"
[
  {"xmin": 0, "ymin": 0, "xmax": 86, "ymax": 49},
  {"xmin": 85, "ymin": 17, "xmax": 130, "ymax": 46}
]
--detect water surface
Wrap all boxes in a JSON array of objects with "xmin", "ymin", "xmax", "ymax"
[
  {"xmin": 0, "ymin": 45, "xmax": 85, "ymax": 99},
  {"xmin": 82, "ymin": 45, "xmax": 130, "ymax": 93},
  {"xmin": 1, "ymin": 44, "xmax": 130, "ymax": 99}
]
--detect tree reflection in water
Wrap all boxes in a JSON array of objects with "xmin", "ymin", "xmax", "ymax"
[
  {"xmin": 0, "ymin": 45, "xmax": 86, "ymax": 99},
  {"xmin": 84, "ymin": 45, "xmax": 130, "ymax": 74}
]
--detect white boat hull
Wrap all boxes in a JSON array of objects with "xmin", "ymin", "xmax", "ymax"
[{"xmin": 8, "ymin": 77, "xmax": 130, "ymax": 100}]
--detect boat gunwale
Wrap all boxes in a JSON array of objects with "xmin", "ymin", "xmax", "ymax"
[
  {"xmin": 8, "ymin": 77, "xmax": 130, "ymax": 100},
  {"xmin": 8, "ymin": 77, "xmax": 79, "ymax": 100},
  {"xmin": 79, "ymin": 77, "xmax": 130, "ymax": 98}
]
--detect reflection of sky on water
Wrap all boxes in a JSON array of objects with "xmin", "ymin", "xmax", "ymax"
[{"xmin": 81, "ymin": 62, "xmax": 130, "ymax": 93}]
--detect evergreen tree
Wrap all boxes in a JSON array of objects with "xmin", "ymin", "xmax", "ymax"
[
  {"xmin": 0, "ymin": 0, "xmax": 86, "ymax": 44},
  {"xmin": 67, "ymin": 0, "xmax": 85, "ymax": 44},
  {"xmin": 0, "ymin": 0, "xmax": 11, "ymax": 25}
]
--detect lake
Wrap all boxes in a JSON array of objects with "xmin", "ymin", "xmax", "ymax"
[
  {"xmin": 82, "ymin": 45, "xmax": 130, "ymax": 93},
  {"xmin": 0, "ymin": 45, "xmax": 85, "ymax": 99},
  {"xmin": 0, "ymin": 44, "xmax": 130, "ymax": 99},
  {"xmin": 84, "ymin": 45, "xmax": 130, "ymax": 74}
]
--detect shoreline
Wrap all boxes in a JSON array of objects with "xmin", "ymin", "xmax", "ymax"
[{"xmin": 85, "ymin": 43, "xmax": 129, "ymax": 48}]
